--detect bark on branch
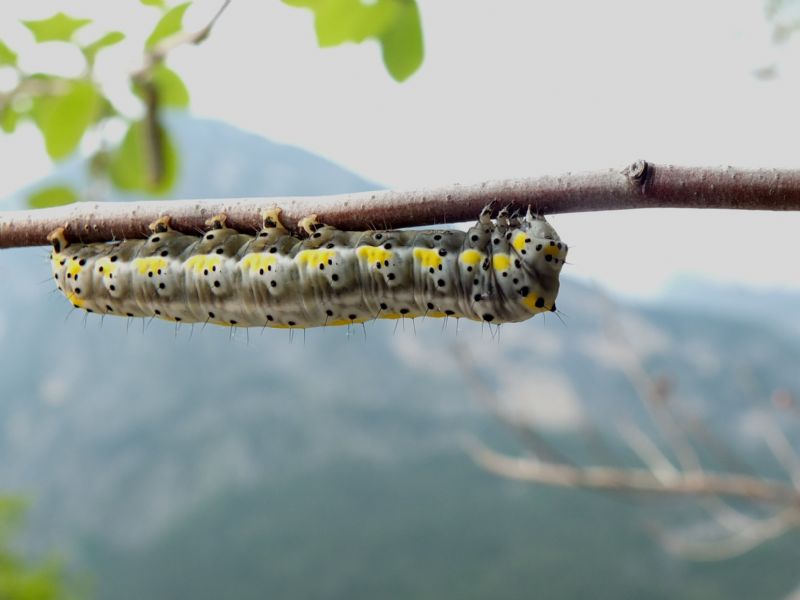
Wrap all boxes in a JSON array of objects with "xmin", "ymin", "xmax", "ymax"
[{"xmin": 3, "ymin": 161, "xmax": 800, "ymax": 249}]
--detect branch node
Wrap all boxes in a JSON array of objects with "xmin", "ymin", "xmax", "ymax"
[{"xmin": 621, "ymin": 159, "xmax": 649, "ymax": 182}]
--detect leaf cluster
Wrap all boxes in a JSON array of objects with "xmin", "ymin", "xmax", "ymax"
[
  {"xmin": 284, "ymin": 0, "xmax": 424, "ymax": 82},
  {"xmin": 0, "ymin": 3, "xmax": 193, "ymax": 207},
  {"xmin": 0, "ymin": 0, "xmax": 424, "ymax": 209},
  {"xmin": 0, "ymin": 497, "xmax": 87, "ymax": 600}
]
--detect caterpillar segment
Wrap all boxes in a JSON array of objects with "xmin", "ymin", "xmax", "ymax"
[{"xmin": 48, "ymin": 208, "xmax": 567, "ymax": 329}]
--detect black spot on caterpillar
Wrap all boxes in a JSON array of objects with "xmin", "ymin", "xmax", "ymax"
[{"xmin": 47, "ymin": 207, "xmax": 567, "ymax": 329}]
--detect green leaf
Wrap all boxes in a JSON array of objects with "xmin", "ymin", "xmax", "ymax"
[
  {"xmin": 140, "ymin": 0, "xmax": 167, "ymax": 7},
  {"xmin": 0, "ymin": 40, "xmax": 18, "ymax": 67},
  {"xmin": 82, "ymin": 31, "xmax": 125, "ymax": 64},
  {"xmin": 27, "ymin": 185, "xmax": 78, "ymax": 209},
  {"xmin": 315, "ymin": 0, "xmax": 396, "ymax": 46},
  {"xmin": 283, "ymin": 0, "xmax": 394, "ymax": 46},
  {"xmin": 0, "ymin": 497, "xmax": 26, "ymax": 541},
  {"xmin": 153, "ymin": 65, "xmax": 189, "ymax": 107},
  {"xmin": 94, "ymin": 94, "xmax": 119, "ymax": 122},
  {"xmin": 109, "ymin": 119, "xmax": 178, "ymax": 194},
  {"xmin": 32, "ymin": 80, "xmax": 99, "ymax": 159},
  {"xmin": 133, "ymin": 64, "xmax": 190, "ymax": 108},
  {"xmin": 145, "ymin": 2, "xmax": 191, "ymax": 49},
  {"xmin": 22, "ymin": 13, "xmax": 92, "ymax": 43},
  {"xmin": 0, "ymin": 106, "xmax": 19, "ymax": 133},
  {"xmin": 379, "ymin": 1, "xmax": 423, "ymax": 81},
  {"xmin": 284, "ymin": 0, "xmax": 424, "ymax": 80}
]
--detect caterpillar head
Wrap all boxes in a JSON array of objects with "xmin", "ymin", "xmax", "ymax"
[{"xmin": 505, "ymin": 216, "xmax": 567, "ymax": 315}]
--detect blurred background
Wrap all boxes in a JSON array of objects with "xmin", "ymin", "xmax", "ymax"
[{"xmin": 1, "ymin": 1, "xmax": 800, "ymax": 598}]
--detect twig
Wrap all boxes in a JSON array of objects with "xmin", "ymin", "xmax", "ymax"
[
  {"xmin": 597, "ymin": 295, "xmax": 704, "ymax": 473},
  {"xmin": 617, "ymin": 420, "xmax": 679, "ymax": 484},
  {"xmin": 129, "ymin": 0, "xmax": 233, "ymax": 188},
  {"xmin": 131, "ymin": 0, "xmax": 233, "ymax": 80},
  {"xmin": 785, "ymin": 580, "xmax": 800, "ymax": 600},
  {"xmin": 468, "ymin": 440, "xmax": 800, "ymax": 506},
  {"xmin": 598, "ymin": 294, "xmax": 769, "ymax": 533},
  {"xmin": 3, "ymin": 161, "xmax": 800, "ymax": 248},
  {"xmin": 452, "ymin": 346, "xmax": 574, "ymax": 466},
  {"xmin": 140, "ymin": 81, "xmax": 165, "ymax": 187},
  {"xmin": 660, "ymin": 509, "xmax": 800, "ymax": 561},
  {"xmin": 0, "ymin": 78, "xmax": 71, "ymax": 109},
  {"xmin": 758, "ymin": 414, "xmax": 800, "ymax": 491},
  {"xmin": 674, "ymin": 410, "xmax": 759, "ymax": 477}
]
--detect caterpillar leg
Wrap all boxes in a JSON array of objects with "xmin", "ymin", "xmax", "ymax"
[
  {"xmin": 298, "ymin": 213, "xmax": 341, "ymax": 248},
  {"xmin": 149, "ymin": 215, "xmax": 172, "ymax": 233},
  {"xmin": 205, "ymin": 213, "xmax": 228, "ymax": 230},
  {"xmin": 496, "ymin": 207, "xmax": 511, "ymax": 227},
  {"xmin": 479, "ymin": 203, "xmax": 494, "ymax": 225},
  {"xmin": 47, "ymin": 227, "xmax": 69, "ymax": 253},
  {"xmin": 250, "ymin": 209, "xmax": 291, "ymax": 249},
  {"xmin": 261, "ymin": 208, "xmax": 287, "ymax": 232},
  {"xmin": 524, "ymin": 206, "xmax": 542, "ymax": 222},
  {"xmin": 298, "ymin": 214, "xmax": 321, "ymax": 235}
]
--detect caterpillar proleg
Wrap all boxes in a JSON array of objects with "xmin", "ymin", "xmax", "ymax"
[{"xmin": 48, "ymin": 207, "xmax": 567, "ymax": 329}]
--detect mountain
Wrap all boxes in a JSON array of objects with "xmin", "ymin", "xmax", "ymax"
[
  {"xmin": 660, "ymin": 274, "xmax": 800, "ymax": 334},
  {"xmin": 1, "ymin": 114, "xmax": 799, "ymax": 600}
]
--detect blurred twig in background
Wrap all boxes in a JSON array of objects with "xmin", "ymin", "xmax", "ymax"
[{"xmin": 458, "ymin": 299, "xmax": 800, "ymax": 562}]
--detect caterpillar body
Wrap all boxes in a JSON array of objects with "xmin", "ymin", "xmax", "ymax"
[{"xmin": 48, "ymin": 208, "xmax": 567, "ymax": 329}]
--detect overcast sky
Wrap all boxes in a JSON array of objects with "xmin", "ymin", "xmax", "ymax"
[{"xmin": 1, "ymin": 0, "xmax": 799, "ymax": 298}]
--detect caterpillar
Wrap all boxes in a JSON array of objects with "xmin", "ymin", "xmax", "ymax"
[{"xmin": 47, "ymin": 207, "xmax": 567, "ymax": 329}]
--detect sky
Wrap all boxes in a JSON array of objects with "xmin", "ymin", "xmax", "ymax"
[{"xmin": 1, "ymin": 0, "xmax": 800, "ymax": 298}]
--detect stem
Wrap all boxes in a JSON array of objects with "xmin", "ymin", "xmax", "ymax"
[
  {"xmin": 2, "ymin": 161, "xmax": 800, "ymax": 249},
  {"xmin": 132, "ymin": 0, "xmax": 233, "ymax": 80},
  {"xmin": 127, "ymin": 0, "xmax": 232, "ymax": 191}
]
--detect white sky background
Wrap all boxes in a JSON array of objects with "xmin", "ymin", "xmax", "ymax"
[{"xmin": 1, "ymin": 0, "xmax": 800, "ymax": 298}]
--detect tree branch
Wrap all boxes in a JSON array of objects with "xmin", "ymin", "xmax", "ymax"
[
  {"xmin": 3, "ymin": 161, "xmax": 800, "ymax": 249},
  {"xmin": 468, "ymin": 441, "xmax": 800, "ymax": 506}
]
